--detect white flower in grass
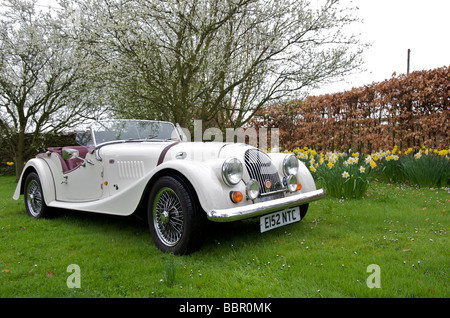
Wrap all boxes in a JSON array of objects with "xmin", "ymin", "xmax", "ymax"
[
  {"xmin": 342, "ymin": 171, "xmax": 350, "ymax": 178},
  {"xmin": 359, "ymin": 166, "xmax": 366, "ymax": 173}
]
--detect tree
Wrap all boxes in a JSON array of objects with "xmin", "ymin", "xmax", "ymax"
[
  {"xmin": 0, "ymin": 0, "xmax": 102, "ymax": 180},
  {"xmin": 67, "ymin": 0, "xmax": 366, "ymax": 132}
]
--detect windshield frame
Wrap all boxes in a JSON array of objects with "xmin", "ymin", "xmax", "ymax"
[{"xmin": 75, "ymin": 119, "xmax": 181, "ymax": 148}]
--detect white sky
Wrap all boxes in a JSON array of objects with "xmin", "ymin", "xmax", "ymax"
[
  {"xmin": 313, "ymin": 0, "xmax": 450, "ymax": 95},
  {"xmin": 25, "ymin": 0, "xmax": 450, "ymax": 96}
]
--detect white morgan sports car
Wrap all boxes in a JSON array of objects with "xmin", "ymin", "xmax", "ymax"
[{"xmin": 13, "ymin": 119, "xmax": 326, "ymax": 254}]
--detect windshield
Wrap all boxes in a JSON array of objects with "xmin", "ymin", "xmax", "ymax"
[{"xmin": 76, "ymin": 120, "xmax": 179, "ymax": 146}]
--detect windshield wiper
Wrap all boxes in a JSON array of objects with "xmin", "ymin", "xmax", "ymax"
[
  {"xmin": 143, "ymin": 135, "xmax": 174, "ymax": 142},
  {"xmin": 144, "ymin": 134, "xmax": 159, "ymax": 141},
  {"xmin": 122, "ymin": 134, "xmax": 158, "ymax": 142}
]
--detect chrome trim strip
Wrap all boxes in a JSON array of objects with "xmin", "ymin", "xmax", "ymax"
[{"xmin": 207, "ymin": 188, "xmax": 326, "ymax": 222}]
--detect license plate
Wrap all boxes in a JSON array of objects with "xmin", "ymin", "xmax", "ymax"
[{"xmin": 260, "ymin": 206, "xmax": 301, "ymax": 233}]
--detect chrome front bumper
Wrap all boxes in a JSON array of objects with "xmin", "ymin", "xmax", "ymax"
[{"xmin": 207, "ymin": 188, "xmax": 326, "ymax": 222}]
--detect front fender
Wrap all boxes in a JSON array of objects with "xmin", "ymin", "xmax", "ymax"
[
  {"xmin": 153, "ymin": 159, "xmax": 238, "ymax": 213},
  {"xmin": 13, "ymin": 158, "xmax": 56, "ymax": 205}
]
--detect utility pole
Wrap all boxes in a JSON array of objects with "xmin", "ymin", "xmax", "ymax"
[{"xmin": 407, "ymin": 49, "xmax": 411, "ymax": 75}]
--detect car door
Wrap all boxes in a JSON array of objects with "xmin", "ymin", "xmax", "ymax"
[{"xmin": 51, "ymin": 147, "xmax": 105, "ymax": 202}]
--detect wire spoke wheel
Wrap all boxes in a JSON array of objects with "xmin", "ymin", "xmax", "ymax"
[
  {"xmin": 24, "ymin": 172, "xmax": 50, "ymax": 219},
  {"xmin": 153, "ymin": 187, "xmax": 184, "ymax": 247},
  {"xmin": 148, "ymin": 176, "xmax": 206, "ymax": 254},
  {"xmin": 26, "ymin": 179, "xmax": 43, "ymax": 217}
]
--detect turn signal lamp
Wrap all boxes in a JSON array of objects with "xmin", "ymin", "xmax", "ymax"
[{"xmin": 230, "ymin": 191, "xmax": 243, "ymax": 203}]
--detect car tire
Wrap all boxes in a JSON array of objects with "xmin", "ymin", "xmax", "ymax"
[
  {"xmin": 148, "ymin": 175, "xmax": 206, "ymax": 255},
  {"xmin": 300, "ymin": 204, "xmax": 308, "ymax": 219},
  {"xmin": 24, "ymin": 172, "xmax": 51, "ymax": 219}
]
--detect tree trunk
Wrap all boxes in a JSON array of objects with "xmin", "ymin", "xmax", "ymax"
[
  {"xmin": 14, "ymin": 154, "xmax": 25, "ymax": 182},
  {"xmin": 14, "ymin": 132, "xmax": 26, "ymax": 182}
]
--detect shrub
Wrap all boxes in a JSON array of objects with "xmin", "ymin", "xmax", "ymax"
[{"xmin": 0, "ymin": 162, "xmax": 16, "ymax": 176}]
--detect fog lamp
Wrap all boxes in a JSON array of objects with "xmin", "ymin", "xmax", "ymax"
[
  {"xmin": 246, "ymin": 179, "xmax": 260, "ymax": 200},
  {"xmin": 283, "ymin": 154, "xmax": 299, "ymax": 176},
  {"xmin": 286, "ymin": 175, "xmax": 298, "ymax": 192}
]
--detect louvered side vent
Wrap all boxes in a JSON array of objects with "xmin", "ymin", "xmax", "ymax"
[
  {"xmin": 244, "ymin": 149, "xmax": 282, "ymax": 194},
  {"xmin": 117, "ymin": 161, "xmax": 145, "ymax": 179}
]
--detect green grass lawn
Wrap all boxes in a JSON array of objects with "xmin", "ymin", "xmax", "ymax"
[{"xmin": 0, "ymin": 175, "xmax": 448, "ymax": 298}]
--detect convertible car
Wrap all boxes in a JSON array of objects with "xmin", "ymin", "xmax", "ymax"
[{"xmin": 13, "ymin": 119, "xmax": 326, "ymax": 254}]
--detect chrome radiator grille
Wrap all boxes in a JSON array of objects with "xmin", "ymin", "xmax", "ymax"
[{"xmin": 244, "ymin": 149, "xmax": 282, "ymax": 194}]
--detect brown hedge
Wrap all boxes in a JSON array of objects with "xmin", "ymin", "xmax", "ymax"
[{"xmin": 249, "ymin": 66, "xmax": 449, "ymax": 152}]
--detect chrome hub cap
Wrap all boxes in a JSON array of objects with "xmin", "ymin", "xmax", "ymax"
[
  {"xmin": 153, "ymin": 188, "xmax": 184, "ymax": 246},
  {"xmin": 161, "ymin": 211, "xmax": 169, "ymax": 224}
]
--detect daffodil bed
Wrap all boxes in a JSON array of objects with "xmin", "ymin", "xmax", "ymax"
[{"xmin": 292, "ymin": 146, "xmax": 450, "ymax": 199}]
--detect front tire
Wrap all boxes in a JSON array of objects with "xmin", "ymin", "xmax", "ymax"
[
  {"xmin": 300, "ymin": 204, "xmax": 308, "ymax": 219},
  {"xmin": 24, "ymin": 172, "xmax": 50, "ymax": 219},
  {"xmin": 148, "ymin": 176, "xmax": 205, "ymax": 255}
]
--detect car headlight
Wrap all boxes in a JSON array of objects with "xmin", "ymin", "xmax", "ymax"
[
  {"xmin": 283, "ymin": 154, "xmax": 299, "ymax": 176},
  {"xmin": 222, "ymin": 158, "xmax": 243, "ymax": 186},
  {"xmin": 246, "ymin": 179, "xmax": 260, "ymax": 200}
]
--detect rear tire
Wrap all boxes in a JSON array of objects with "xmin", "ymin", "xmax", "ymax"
[{"xmin": 147, "ymin": 175, "xmax": 205, "ymax": 254}]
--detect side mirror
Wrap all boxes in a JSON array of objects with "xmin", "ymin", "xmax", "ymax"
[
  {"xmin": 62, "ymin": 148, "xmax": 80, "ymax": 160},
  {"xmin": 62, "ymin": 148, "xmax": 94, "ymax": 166}
]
